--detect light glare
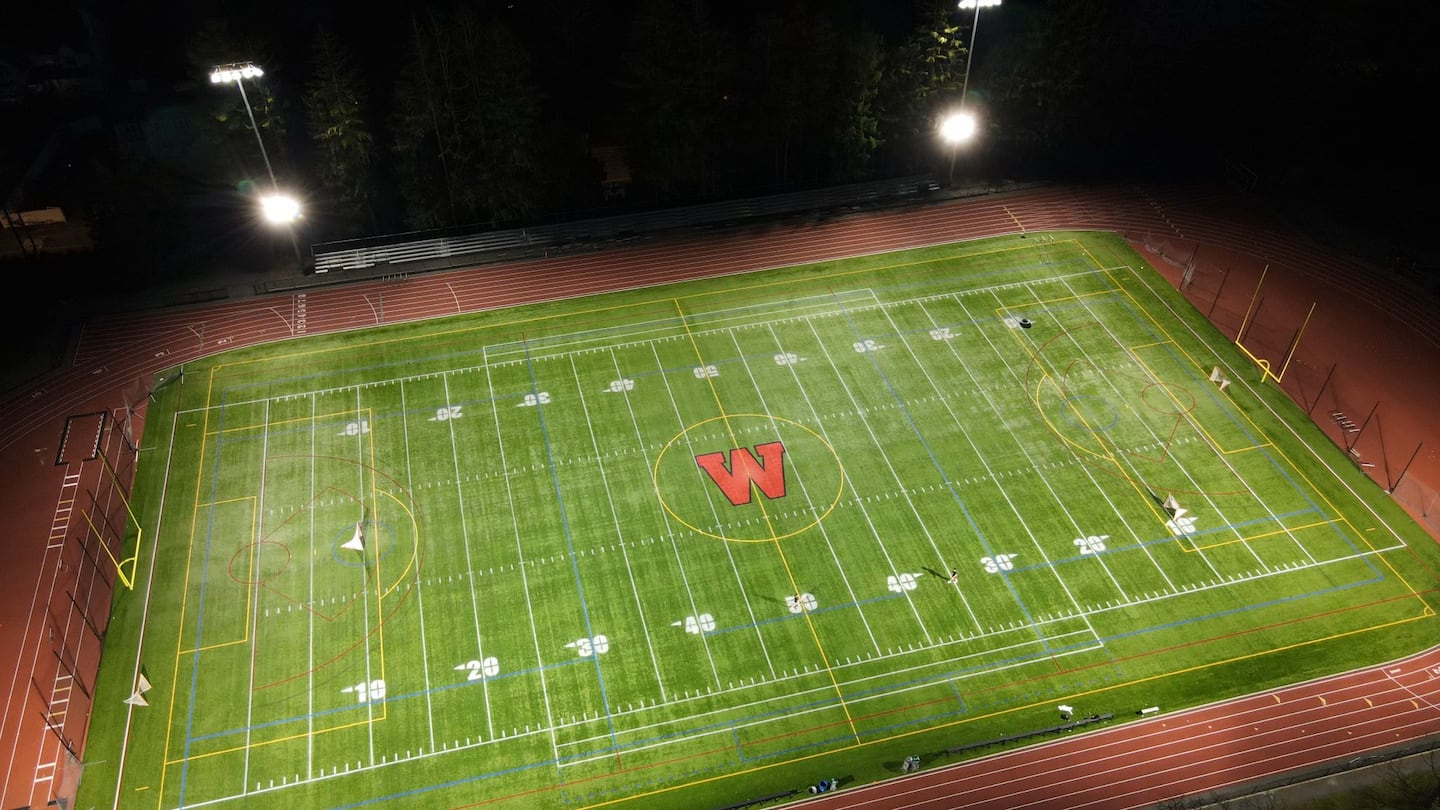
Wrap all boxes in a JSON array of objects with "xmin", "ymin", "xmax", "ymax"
[
  {"xmin": 260, "ymin": 193, "xmax": 301, "ymax": 224},
  {"xmin": 210, "ymin": 62, "xmax": 265, "ymax": 84},
  {"xmin": 940, "ymin": 112, "xmax": 978, "ymax": 144}
]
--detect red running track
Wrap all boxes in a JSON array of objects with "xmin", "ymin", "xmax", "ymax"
[
  {"xmin": 3, "ymin": 182, "xmax": 1437, "ymax": 809},
  {"xmin": 796, "ymin": 646, "xmax": 1440, "ymax": 809}
]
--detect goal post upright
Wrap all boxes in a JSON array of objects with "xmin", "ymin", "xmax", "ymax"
[
  {"xmin": 1229, "ymin": 263, "xmax": 1315, "ymax": 386},
  {"xmin": 89, "ymin": 446, "xmax": 144, "ymax": 589},
  {"xmin": 1275, "ymin": 301, "xmax": 1317, "ymax": 382},
  {"xmin": 1235, "ymin": 263, "xmax": 1267, "ymax": 344}
]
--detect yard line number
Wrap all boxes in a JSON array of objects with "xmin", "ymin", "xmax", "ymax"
[
  {"xmin": 565, "ymin": 635, "xmax": 610, "ymax": 657},
  {"xmin": 455, "ymin": 658, "xmax": 501, "ymax": 680},
  {"xmin": 341, "ymin": 679, "xmax": 386, "ymax": 703},
  {"xmin": 981, "ymin": 554, "xmax": 1017, "ymax": 573},
  {"xmin": 674, "ymin": 614, "xmax": 716, "ymax": 634},
  {"xmin": 429, "ymin": 404, "xmax": 464, "ymax": 421},
  {"xmin": 886, "ymin": 573, "xmax": 922, "ymax": 592}
]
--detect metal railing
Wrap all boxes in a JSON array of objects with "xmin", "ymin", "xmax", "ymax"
[{"xmin": 311, "ymin": 175, "xmax": 945, "ymax": 274}]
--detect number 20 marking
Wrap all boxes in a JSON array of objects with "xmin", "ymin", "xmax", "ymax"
[{"xmin": 460, "ymin": 658, "xmax": 500, "ymax": 680}]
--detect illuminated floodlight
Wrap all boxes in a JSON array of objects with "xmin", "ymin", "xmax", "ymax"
[
  {"xmin": 260, "ymin": 193, "xmax": 301, "ymax": 224},
  {"xmin": 958, "ymin": 0, "xmax": 1001, "ymax": 8},
  {"xmin": 210, "ymin": 62, "xmax": 265, "ymax": 84},
  {"xmin": 940, "ymin": 111, "xmax": 978, "ymax": 144}
]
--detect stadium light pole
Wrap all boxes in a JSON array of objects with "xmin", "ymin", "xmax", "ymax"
[
  {"xmin": 957, "ymin": 0, "xmax": 1002, "ymax": 112},
  {"xmin": 941, "ymin": 0, "xmax": 1000, "ymax": 187},
  {"xmin": 209, "ymin": 61, "xmax": 304, "ymax": 265},
  {"xmin": 210, "ymin": 63, "xmax": 280, "ymax": 191}
]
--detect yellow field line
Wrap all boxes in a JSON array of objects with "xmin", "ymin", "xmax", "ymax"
[
  {"xmin": 1177, "ymin": 517, "xmax": 1345, "ymax": 553},
  {"xmin": 670, "ymin": 298, "xmax": 859, "ymax": 742},
  {"xmin": 1099, "ymin": 259, "xmax": 1431, "ymax": 603}
]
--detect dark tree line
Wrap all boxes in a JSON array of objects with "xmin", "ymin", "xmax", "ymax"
[
  {"xmin": 75, "ymin": 0, "xmax": 1435, "ymax": 278},
  {"xmin": 162, "ymin": 0, "xmax": 989, "ymax": 248}
]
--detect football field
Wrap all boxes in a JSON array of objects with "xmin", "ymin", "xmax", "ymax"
[{"xmin": 78, "ymin": 232, "xmax": 1440, "ymax": 809}]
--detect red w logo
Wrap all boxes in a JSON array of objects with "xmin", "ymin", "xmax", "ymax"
[{"xmin": 695, "ymin": 441, "xmax": 788, "ymax": 506}]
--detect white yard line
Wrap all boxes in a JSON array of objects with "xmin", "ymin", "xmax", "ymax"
[
  {"xmin": 559, "ymin": 634, "xmax": 1102, "ymax": 761},
  {"xmin": 748, "ymin": 326, "xmax": 882, "ymax": 654},
  {"xmin": 355, "ymin": 388, "xmax": 377, "ymax": 764},
  {"xmin": 107, "ymin": 408, "xmax": 182, "ymax": 809},
  {"xmin": 648, "ymin": 341, "xmax": 779, "ymax": 680},
  {"xmin": 898, "ymin": 296, "xmax": 1110, "ymax": 634},
  {"xmin": 1055, "ymin": 272, "xmax": 1320, "ymax": 566},
  {"xmin": 928, "ymin": 297, "xmax": 1179, "ymax": 596},
  {"xmin": 1025, "ymin": 279, "xmax": 1254, "ymax": 570},
  {"xmin": 439, "ymin": 375, "xmax": 491, "ymax": 739},
  {"xmin": 307, "ymin": 394, "xmax": 317, "ymax": 778},
  {"xmin": 801, "ymin": 318, "xmax": 940, "ymax": 643},
  {"xmin": 243, "ymin": 399, "xmax": 271, "ymax": 792},
  {"xmin": 1118, "ymin": 264, "xmax": 1421, "ymax": 551},
  {"xmin": 610, "ymin": 351, "xmax": 723, "ymax": 689},
  {"xmin": 569, "ymin": 355, "xmax": 669, "ymax": 700},
  {"xmin": 403, "ymin": 381, "xmax": 440, "ymax": 749},
  {"xmin": 483, "ymin": 350, "xmax": 562, "ymax": 764}
]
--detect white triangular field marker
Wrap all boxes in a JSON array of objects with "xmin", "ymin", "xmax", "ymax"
[
  {"xmin": 341, "ymin": 522, "xmax": 366, "ymax": 552},
  {"xmin": 1163, "ymin": 494, "xmax": 1179, "ymax": 512},
  {"xmin": 123, "ymin": 692, "xmax": 149, "ymax": 707},
  {"xmin": 1209, "ymin": 366, "xmax": 1222, "ymax": 383},
  {"xmin": 137, "ymin": 673, "xmax": 152, "ymax": 693}
]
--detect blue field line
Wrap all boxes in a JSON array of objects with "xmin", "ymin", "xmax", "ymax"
[
  {"xmin": 1110, "ymin": 289, "xmax": 1380, "ymax": 572},
  {"xmin": 893, "ymin": 285, "xmax": 1102, "ymax": 343},
  {"xmin": 520, "ymin": 337, "xmax": 620, "ymax": 758},
  {"xmin": 547, "ymin": 621, "xmax": 1095, "ymax": 752},
  {"xmin": 463, "ymin": 290, "xmax": 879, "ymax": 361},
  {"xmin": 947, "ymin": 677, "xmax": 967, "ymax": 711},
  {"xmin": 735, "ymin": 729, "xmax": 862, "ymax": 763},
  {"xmin": 176, "ymin": 391, "xmax": 236, "ymax": 806},
  {"xmin": 827, "ymin": 289, "xmax": 1048, "ymax": 650},
  {"xmin": 216, "ymin": 344, "xmax": 495, "ymax": 395},
  {"xmin": 1103, "ymin": 577, "xmax": 1379, "ymax": 642},
  {"xmin": 842, "ymin": 637, "xmax": 1104, "ymax": 703},
  {"xmin": 205, "ymin": 261, "xmax": 1094, "ymax": 404},
  {"xmin": 709, "ymin": 591, "xmax": 904, "ymax": 636},
  {"xmin": 329, "ymin": 565, "xmax": 1364, "ymax": 809},
  {"xmin": 996, "ymin": 508, "xmax": 1324, "ymax": 573},
  {"xmin": 187, "ymin": 654, "xmax": 592, "ymax": 744},
  {"xmin": 324, "ymin": 755, "xmax": 558, "ymax": 809}
]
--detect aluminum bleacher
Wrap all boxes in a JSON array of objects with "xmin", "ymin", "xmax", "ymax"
[{"xmin": 310, "ymin": 175, "xmax": 948, "ymax": 275}]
